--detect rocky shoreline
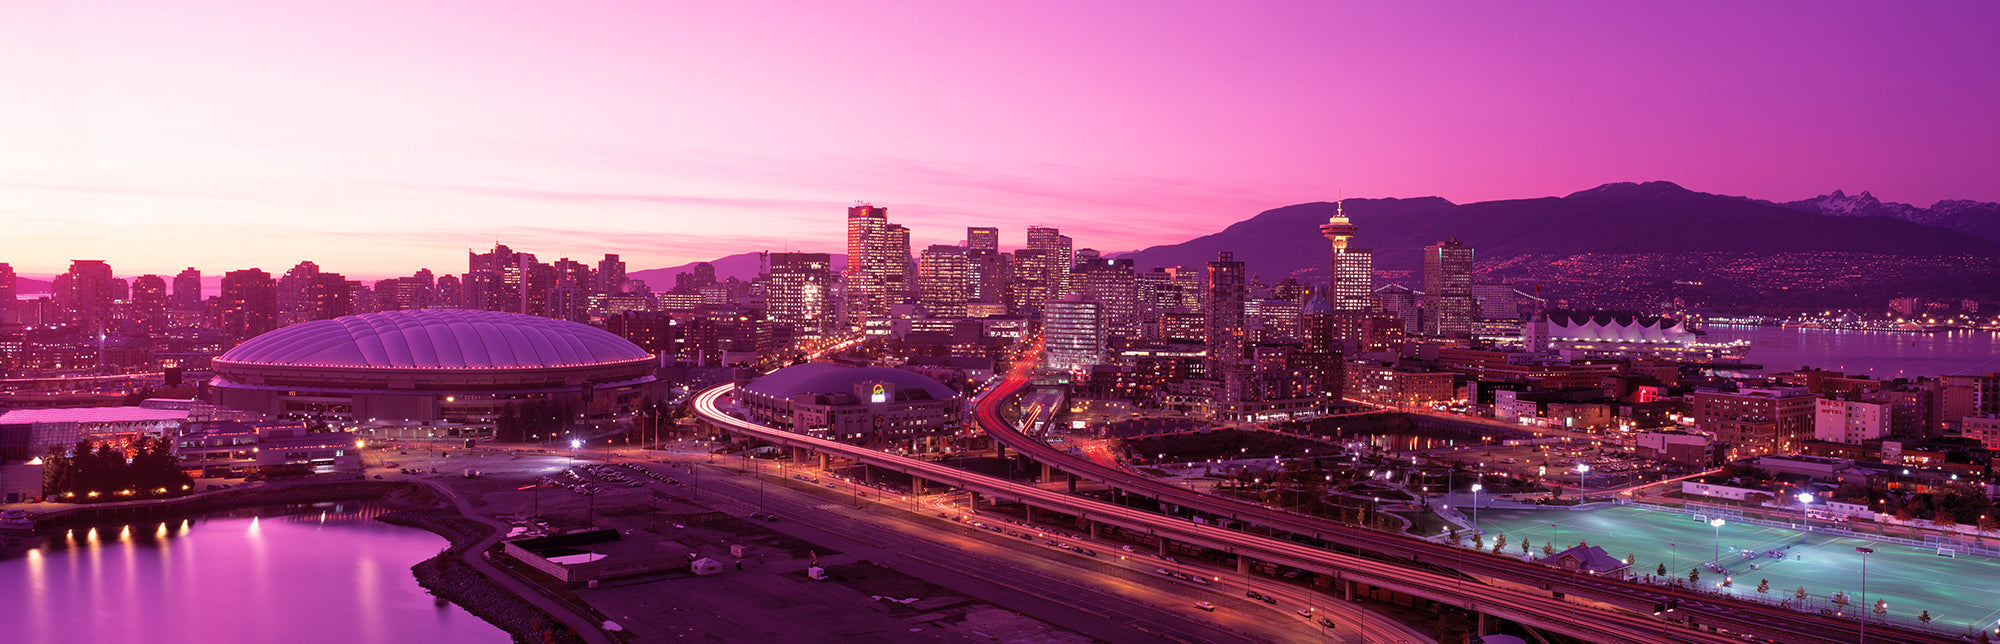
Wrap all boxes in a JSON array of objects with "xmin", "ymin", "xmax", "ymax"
[{"xmin": 377, "ymin": 507, "xmax": 585, "ymax": 644}]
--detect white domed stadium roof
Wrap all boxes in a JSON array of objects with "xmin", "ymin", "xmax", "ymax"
[{"xmin": 218, "ymin": 309, "xmax": 651, "ymax": 370}]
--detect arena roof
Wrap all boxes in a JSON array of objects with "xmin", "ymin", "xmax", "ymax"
[
  {"xmin": 744, "ymin": 362, "xmax": 959, "ymax": 401},
  {"xmin": 0, "ymin": 407, "xmax": 189, "ymax": 425},
  {"xmin": 216, "ymin": 309, "xmax": 651, "ymax": 370}
]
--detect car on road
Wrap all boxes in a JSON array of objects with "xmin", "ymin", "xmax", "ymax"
[
  {"xmin": 1156, "ymin": 568, "xmax": 1172, "ymax": 576},
  {"xmin": 1296, "ymin": 609, "xmax": 1313, "ymax": 618},
  {"xmin": 1194, "ymin": 602, "xmax": 1215, "ymax": 612},
  {"xmin": 1318, "ymin": 617, "xmax": 1338, "ymax": 629},
  {"xmin": 1245, "ymin": 590, "xmax": 1265, "ymax": 601}
]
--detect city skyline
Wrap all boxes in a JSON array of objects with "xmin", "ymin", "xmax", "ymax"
[{"xmin": 5, "ymin": 2, "xmax": 1998, "ymax": 277}]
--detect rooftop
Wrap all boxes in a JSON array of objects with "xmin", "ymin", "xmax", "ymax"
[
  {"xmin": 217, "ymin": 309, "xmax": 651, "ymax": 370},
  {"xmin": 0, "ymin": 407, "xmax": 189, "ymax": 425}
]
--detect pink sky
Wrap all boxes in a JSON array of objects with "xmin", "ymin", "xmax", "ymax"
[{"xmin": 2, "ymin": 2, "xmax": 1996, "ymax": 279}]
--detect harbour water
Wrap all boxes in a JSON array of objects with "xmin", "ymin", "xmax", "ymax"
[
  {"xmin": 1704, "ymin": 325, "xmax": 2000, "ymax": 378},
  {"xmin": 0, "ymin": 503, "xmax": 507, "ymax": 644}
]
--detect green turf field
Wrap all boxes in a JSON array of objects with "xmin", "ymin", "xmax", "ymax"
[{"xmin": 1469, "ymin": 505, "xmax": 2000, "ymax": 635}]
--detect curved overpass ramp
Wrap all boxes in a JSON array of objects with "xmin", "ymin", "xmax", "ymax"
[
  {"xmin": 969, "ymin": 354, "xmax": 1952, "ymax": 644},
  {"xmin": 695, "ymin": 383, "xmax": 1766, "ymax": 644}
]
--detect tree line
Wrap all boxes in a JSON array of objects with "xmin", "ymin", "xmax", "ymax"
[{"xmin": 41, "ymin": 437, "xmax": 194, "ymax": 500}]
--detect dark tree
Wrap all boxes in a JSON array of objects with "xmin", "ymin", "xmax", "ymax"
[
  {"xmin": 40, "ymin": 445, "xmax": 74, "ymax": 498},
  {"xmin": 95, "ymin": 442, "xmax": 132, "ymax": 493}
]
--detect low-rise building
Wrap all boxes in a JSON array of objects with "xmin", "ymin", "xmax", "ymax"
[
  {"xmin": 0, "ymin": 406, "xmax": 189, "ymax": 462},
  {"xmin": 1634, "ymin": 431, "xmax": 1723, "ymax": 467},
  {"xmin": 1693, "ymin": 387, "xmax": 1819, "ymax": 458},
  {"xmin": 1814, "ymin": 396, "xmax": 1888, "ymax": 444}
]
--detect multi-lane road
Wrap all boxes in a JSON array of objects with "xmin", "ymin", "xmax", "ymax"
[
  {"xmin": 694, "ymin": 383, "xmax": 1771, "ymax": 644},
  {"xmin": 961, "ymin": 351, "xmax": 1957, "ymax": 644}
]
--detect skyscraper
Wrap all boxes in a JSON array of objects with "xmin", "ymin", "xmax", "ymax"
[
  {"xmin": 768, "ymin": 252, "xmax": 834, "ymax": 341},
  {"xmin": 279, "ymin": 261, "xmax": 321, "ymax": 325},
  {"xmin": 916, "ymin": 245, "xmax": 970, "ymax": 318},
  {"xmin": 1009, "ymin": 248, "xmax": 1049, "ymax": 315},
  {"xmin": 131, "ymin": 274, "xmax": 169, "ymax": 332},
  {"xmin": 1026, "ymin": 226, "xmax": 1073, "ymax": 298},
  {"xmin": 1042, "ymin": 296, "xmax": 1105, "ymax": 372},
  {"xmin": 466, "ymin": 244, "xmax": 516, "ymax": 312},
  {"xmin": 966, "ymin": 227, "xmax": 999, "ymax": 256},
  {"xmin": 597, "ymin": 254, "xmax": 626, "ymax": 295},
  {"xmin": 973, "ymin": 252, "xmax": 1012, "ymax": 306},
  {"xmin": 309, "ymin": 272, "xmax": 353, "ymax": 320},
  {"xmin": 54, "ymin": 260, "xmax": 115, "ymax": 335},
  {"xmin": 845, "ymin": 204, "xmax": 909, "ymax": 332},
  {"xmin": 0, "ymin": 263, "xmax": 13, "ymax": 324},
  {"xmin": 220, "ymin": 269, "xmax": 277, "ymax": 347},
  {"xmin": 1205, "ymin": 252, "xmax": 1247, "ymax": 375},
  {"xmin": 1422, "ymin": 239, "xmax": 1475, "ymax": 338},
  {"xmin": 173, "ymin": 268, "xmax": 203, "ymax": 311},
  {"xmin": 1319, "ymin": 200, "xmax": 1374, "ymax": 313},
  {"xmin": 1076, "ymin": 257, "xmax": 1138, "ymax": 339}
]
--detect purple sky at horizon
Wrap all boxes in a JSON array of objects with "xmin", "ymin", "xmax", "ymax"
[{"xmin": 3, "ymin": 2, "xmax": 1996, "ymax": 280}]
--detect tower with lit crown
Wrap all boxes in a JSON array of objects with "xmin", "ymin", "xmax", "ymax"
[{"xmin": 1320, "ymin": 200, "xmax": 1373, "ymax": 313}]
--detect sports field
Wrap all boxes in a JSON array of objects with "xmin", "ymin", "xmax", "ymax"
[{"xmin": 1470, "ymin": 505, "xmax": 2000, "ymax": 635}]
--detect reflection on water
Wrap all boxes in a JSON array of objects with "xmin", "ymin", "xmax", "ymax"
[
  {"xmin": 1706, "ymin": 325, "xmax": 2000, "ymax": 377},
  {"xmin": 0, "ymin": 502, "xmax": 507, "ymax": 644}
]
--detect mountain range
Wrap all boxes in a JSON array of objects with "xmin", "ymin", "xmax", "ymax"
[
  {"xmin": 1772, "ymin": 189, "xmax": 2000, "ymax": 244},
  {"xmin": 1115, "ymin": 181, "xmax": 2000, "ymax": 281},
  {"xmin": 623, "ymin": 181, "xmax": 2000, "ymax": 311},
  {"xmin": 1113, "ymin": 182, "xmax": 2000, "ymax": 311}
]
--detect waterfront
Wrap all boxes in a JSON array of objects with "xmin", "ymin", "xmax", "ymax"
[
  {"xmin": 1705, "ymin": 325, "xmax": 2000, "ymax": 378},
  {"xmin": 0, "ymin": 503, "xmax": 507, "ymax": 644}
]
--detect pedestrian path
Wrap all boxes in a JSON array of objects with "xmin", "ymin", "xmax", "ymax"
[{"xmin": 424, "ymin": 481, "xmax": 614, "ymax": 644}]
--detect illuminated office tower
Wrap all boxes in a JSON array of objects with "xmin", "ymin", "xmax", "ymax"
[
  {"xmin": 1076, "ymin": 257, "xmax": 1138, "ymax": 339},
  {"xmin": 917, "ymin": 245, "xmax": 971, "ymax": 318},
  {"xmin": 1026, "ymin": 226, "xmax": 1073, "ymax": 299},
  {"xmin": 845, "ymin": 204, "xmax": 910, "ymax": 332},
  {"xmin": 1319, "ymin": 200, "xmax": 1373, "ymax": 312},
  {"xmin": 1043, "ymin": 296, "xmax": 1104, "ymax": 372},
  {"xmin": 966, "ymin": 227, "xmax": 999, "ymax": 256},
  {"xmin": 768, "ymin": 252, "xmax": 834, "ymax": 341},
  {"xmin": 1422, "ymin": 239, "xmax": 1475, "ymax": 338},
  {"xmin": 1010, "ymin": 248, "xmax": 1050, "ymax": 315}
]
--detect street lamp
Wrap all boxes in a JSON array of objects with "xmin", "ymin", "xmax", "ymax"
[
  {"xmin": 1470, "ymin": 483, "xmax": 1483, "ymax": 535},
  {"xmin": 1576, "ymin": 463, "xmax": 1590, "ymax": 503},
  {"xmin": 1710, "ymin": 518, "xmax": 1726, "ymax": 564},
  {"xmin": 1856, "ymin": 546, "xmax": 1874, "ymax": 643},
  {"xmin": 1799, "ymin": 492, "xmax": 1815, "ymax": 543}
]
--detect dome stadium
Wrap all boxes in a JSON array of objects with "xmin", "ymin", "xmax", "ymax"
[
  {"xmin": 208, "ymin": 309, "xmax": 665, "ymax": 432},
  {"xmin": 735, "ymin": 362, "xmax": 962, "ymax": 449}
]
